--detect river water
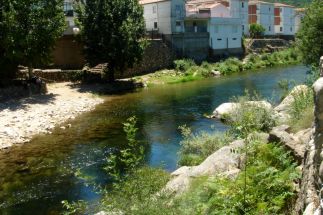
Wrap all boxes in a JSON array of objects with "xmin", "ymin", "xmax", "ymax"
[{"xmin": 0, "ymin": 65, "xmax": 308, "ymax": 214}]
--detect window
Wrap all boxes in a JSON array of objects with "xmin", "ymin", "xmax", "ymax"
[
  {"xmin": 290, "ymin": 27, "xmax": 293, "ymax": 32},
  {"xmin": 64, "ymin": 2, "xmax": 73, "ymax": 16},
  {"xmin": 153, "ymin": 6, "xmax": 157, "ymax": 14},
  {"xmin": 175, "ymin": 5, "xmax": 181, "ymax": 17},
  {"xmin": 280, "ymin": 26, "xmax": 283, "ymax": 32},
  {"xmin": 232, "ymin": 38, "xmax": 237, "ymax": 40},
  {"xmin": 217, "ymin": 38, "xmax": 222, "ymax": 41},
  {"xmin": 269, "ymin": 7, "xmax": 271, "ymax": 11},
  {"xmin": 269, "ymin": 26, "xmax": 271, "ymax": 31},
  {"xmin": 242, "ymin": 25, "xmax": 245, "ymax": 31},
  {"xmin": 242, "ymin": 2, "xmax": 244, "ymax": 8},
  {"xmin": 176, "ymin": 21, "xmax": 181, "ymax": 27},
  {"xmin": 154, "ymin": 22, "xmax": 158, "ymax": 29},
  {"xmin": 280, "ymin": 8, "xmax": 282, "ymax": 12}
]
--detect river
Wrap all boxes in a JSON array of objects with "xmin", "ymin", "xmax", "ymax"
[{"xmin": 0, "ymin": 65, "xmax": 308, "ymax": 214}]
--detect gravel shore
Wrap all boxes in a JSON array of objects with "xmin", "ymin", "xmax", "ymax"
[{"xmin": 0, "ymin": 82, "xmax": 104, "ymax": 149}]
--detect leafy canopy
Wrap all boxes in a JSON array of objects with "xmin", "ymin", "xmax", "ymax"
[
  {"xmin": 296, "ymin": 0, "xmax": 323, "ymax": 66},
  {"xmin": 75, "ymin": 0, "xmax": 146, "ymax": 81},
  {"xmin": 0, "ymin": 0, "xmax": 66, "ymax": 77}
]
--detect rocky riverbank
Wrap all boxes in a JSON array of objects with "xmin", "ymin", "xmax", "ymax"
[{"xmin": 0, "ymin": 82, "xmax": 104, "ymax": 149}]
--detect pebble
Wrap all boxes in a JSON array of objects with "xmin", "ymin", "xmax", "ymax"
[{"xmin": 0, "ymin": 83, "xmax": 104, "ymax": 149}]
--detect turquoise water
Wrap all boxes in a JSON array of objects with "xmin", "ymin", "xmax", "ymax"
[{"xmin": 0, "ymin": 65, "xmax": 308, "ymax": 214}]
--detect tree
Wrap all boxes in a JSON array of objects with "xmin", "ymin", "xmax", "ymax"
[
  {"xmin": 296, "ymin": 0, "xmax": 323, "ymax": 67},
  {"xmin": 75, "ymin": 0, "xmax": 146, "ymax": 82},
  {"xmin": 0, "ymin": 0, "xmax": 66, "ymax": 79},
  {"xmin": 249, "ymin": 24, "xmax": 266, "ymax": 38}
]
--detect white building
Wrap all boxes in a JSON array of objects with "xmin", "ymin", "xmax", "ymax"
[
  {"xmin": 230, "ymin": 0, "xmax": 249, "ymax": 35},
  {"xmin": 274, "ymin": 3, "xmax": 296, "ymax": 36},
  {"xmin": 139, "ymin": 0, "xmax": 186, "ymax": 34},
  {"xmin": 186, "ymin": 0, "xmax": 243, "ymax": 55},
  {"xmin": 63, "ymin": 0, "xmax": 76, "ymax": 35},
  {"xmin": 294, "ymin": 8, "xmax": 305, "ymax": 33},
  {"xmin": 248, "ymin": 1, "xmax": 275, "ymax": 35}
]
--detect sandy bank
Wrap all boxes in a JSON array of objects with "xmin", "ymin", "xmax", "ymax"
[{"xmin": 0, "ymin": 82, "xmax": 104, "ymax": 149}]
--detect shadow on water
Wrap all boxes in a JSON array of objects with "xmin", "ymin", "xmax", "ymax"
[{"xmin": 0, "ymin": 65, "xmax": 308, "ymax": 214}]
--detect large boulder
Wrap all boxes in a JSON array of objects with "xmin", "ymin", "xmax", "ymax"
[
  {"xmin": 212, "ymin": 101, "xmax": 272, "ymax": 120},
  {"xmin": 164, "ymin": 139, "xmax": 245, "ymax": 195},
  {"xmin": 269, "ymin": 125, "xmax": 307, "ymax": 164},
  {"xmin": 275, "ymin": 85, "xmax": 310, "ymax": 114}
]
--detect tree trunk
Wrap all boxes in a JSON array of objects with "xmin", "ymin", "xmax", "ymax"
[
  {"xmin": 28, "ymin": 67, "xmax": 33, "ymax": 79},
  {"xmin": 108, "ymin": 71, "xmax": 115, "ymax": 83}
]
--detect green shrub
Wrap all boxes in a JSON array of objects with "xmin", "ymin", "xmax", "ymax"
[
  {"xmin": 177, "ymin": 141, "xmax": 300, "ymax": 215},
  {"xmin": 229, "ymin": 92, "xmax": 276, "ymax": 138},
  {"xmin": 288, "ymin": 88, "xmax": 314, "ymax": 132},
  {"xmin": 174, "ymin": 59, "xmax": 196, "ymax": 72},
  {"xmin": 100, "ymin": 166, "xmax": 176, "ymax": 215},
  {"xmin": 178, "ymin": 125, "xmax": 233, "ymax": 166},
  {"xmin": 249, "ymin": 23, "xmax": 266, "ymax": 38},
  {"xmin": 289, "ymin": 88, "xmax": 314, "ymax": 120}
]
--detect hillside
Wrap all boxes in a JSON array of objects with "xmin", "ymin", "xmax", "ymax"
[{"xmin": 265, "ymin": 0, "xmax": 312, "ymax": 7}]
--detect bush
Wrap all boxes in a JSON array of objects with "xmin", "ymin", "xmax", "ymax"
[
  {"xmin": 249, "ymin": 23, "xmax": 266, "ymax": 38},
  {"xmin": 178, "ymin": 125, "xmax": 233, "ymax": 166},
  {"xmin": 176, "ymin": 141, "xmax": 300, "ymax": 215},
  {"xmin": 288, "ymin": 88, "xmax": 314, "ymax": 132},
  {"xmin": 100, "ymin": 166, "xmax": 175, "ymax": 215},
  {"xmin": 174, "ymin": 59, "xmax": 196, "ymax": 72},
  {"xmin": 228, "ymin": 92, "xmax": 276, "ymax": 138}
]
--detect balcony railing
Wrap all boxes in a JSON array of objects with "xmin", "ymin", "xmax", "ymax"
[{"xmin": 185, "ymin": 26, "xmax": 207, "ymax": 33}]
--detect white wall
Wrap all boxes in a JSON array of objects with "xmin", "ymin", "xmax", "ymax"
[
  {"xmin": 142, "ymin": 1, "xmax": 172, "ymax": 34},
  {"xmin": 211, "ymin": 4, "xmax": 230, "ymax": 18},
  {"xmin": 275, "ymin": 7, "xmax": 295, "ymax": 35},
  {"xmin": 230, "ymin": 0, "xmax": 249, "ymax": 35},
  {"xmin": 295, "ymin": 12, "xmax": 304, "ymax": 33},
  {"xmin": 257, "ymin": 3, "xmax": 275, "ymax": 35},
  {"xmin": 209, "ymin": 18, "xmax": 242, "ymax": 50}
]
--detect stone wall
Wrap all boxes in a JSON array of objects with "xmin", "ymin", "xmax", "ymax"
[
  {"xmin": 245, "ymin": 38, "xmax": 291, "ymax": 54},
  {"xmin": 295, "ymin": 57, "xmax": 323, "ymax": 214},
  {"xmin": 171, "ymin": 33, "xmax": 210, "ymax": 62},
  {"xmin": 52, "ymin": 35, "xmax": 85, "ymax": 69},
  {"xmin": 50, "ymin": 39, "xmax": 175, "ymax": 80},
  {"xmin": 119, "ymin": 39, "xmax": 175, "ymax": 78}
]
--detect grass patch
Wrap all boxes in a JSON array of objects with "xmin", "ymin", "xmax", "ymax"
[
  {"xmin": 228, "ymin": 92, "xmax": 277, "ymax": 138},
  {"xmin": 288, "ymin": 88, "xmax": 314, "ymax": 132},
  {"xmin": 178, "ymin": 125, "xmax": 233, "ymax": 166},
  {"xmin": 175, "ymin": 141, "xmax": 300, "ymax": 215},
  {"xmin": 137, "ymin": 48, "xmax": 301, "ymax": 86}
]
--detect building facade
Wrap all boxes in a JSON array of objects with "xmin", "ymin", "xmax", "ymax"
[
  {"xmin": 248, "ymin": 1, "xmax": 275, "ymax": 35},
  {"xmin": 274, "ymin": 3, "xmax": 296, "ymax": 36},
  {"xmin": 140, "ymin": 0, "xmax": 186, "ymax": 34},
  {"xmin": 294, "ymin": 8, "xmax": 305, "ymax": 33}
]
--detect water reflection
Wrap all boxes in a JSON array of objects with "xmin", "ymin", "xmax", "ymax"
[{"xmin": 0, "ymin": 65, "xmax": 308, "ymax": 214}]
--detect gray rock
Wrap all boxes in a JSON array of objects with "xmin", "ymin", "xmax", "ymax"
[
  {"xmin": 165, "ymin": 139, "xmax": 245, "ymax": 195},
  {"xmin": 212, "ymin": 101, "xmax": 272, "ymax": 120},
  {"xmin": 274, "ymin": 85, "xmax": 310, "ymax": 114},
  {"xmin": 269, "ymin": 125, "xmax": 305, "ymax": 164},
  {"xmin": 210, "ymin": 70, "xmax": 221, "ymax": 77}
]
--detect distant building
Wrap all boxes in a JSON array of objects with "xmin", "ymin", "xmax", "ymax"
[
  {"xmin": 139, "ymin": 0, "xmax": 186, "ymax": 34},
  {"xmin": 294, "ymin": 8, "xmax": 305, "ymax": 33},
  {"xmin": 274, "ymin": 3, "xmax": 295, "ymax": 36},
  {"xmin": 248, "ymin": 1, "xmax": 275, "ymax": 35},
  {"xmin": 185, "ymin": 0, "xmax": 243, "ymax": 56},
  {"xmin": 63, "ymin": 0, "xmax": 77, "ymax": 35},
  {"xmin": 229, "ymin": 0, "xmax": 249, "ymax": 35}
]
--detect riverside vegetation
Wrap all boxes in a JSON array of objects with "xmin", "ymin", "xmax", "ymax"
[
  {"xmin": 63, "ymin": 85, "xmax": 314, "ymax": 214},
  {"xmin": 135, "ymin": 48, "xmax": 301, "ymax": 86}
]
